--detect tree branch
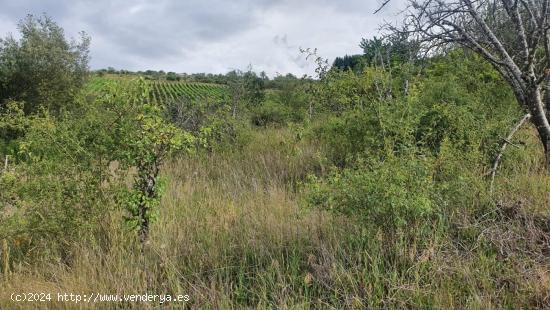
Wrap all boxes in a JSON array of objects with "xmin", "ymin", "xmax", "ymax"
[
  {"xmin": 375, "ymin": 0, "xmax": 392, "ymax": 14},
  {"xmin": 462, "ymin": 0, "xmax": 524, "ymax": 80},
  {"xmin": 489, "ymin": 113, "xmax": 531, "ymax": 192}
]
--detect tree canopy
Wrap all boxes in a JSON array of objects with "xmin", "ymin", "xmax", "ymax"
[{"xmin": 0, "ymin": 14, "xmax": 90, "ymax": 115}]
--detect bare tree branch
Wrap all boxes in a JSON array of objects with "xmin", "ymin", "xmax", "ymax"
[
  {"xmin": 375, "ymin": 0, "xmax": 392, "ymax": 14},
  {"xmin": 490, "ymin": 113, "xmax": 531, "ymax": 192}
]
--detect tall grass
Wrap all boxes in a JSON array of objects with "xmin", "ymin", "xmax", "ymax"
[{"xmin": 1, "ymin": 127, "xmax": 548, "ymax": 309}]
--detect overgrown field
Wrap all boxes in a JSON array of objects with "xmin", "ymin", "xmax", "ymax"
[
  {"xmin": 1, "ymin": 14, "xmax": 549, "ymax": 309},
  {"xmin": 1, "ymin": 126, "xmax": 548, "ymax": 309}
]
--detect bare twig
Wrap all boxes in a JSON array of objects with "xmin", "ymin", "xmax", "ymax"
[
  {"xmin": 375, "ymin": 0, "xmax": 392, "ymax": 14},
  {"xmin": 489, "ymin": 113, "xmax": 531, "ymax": 192}
]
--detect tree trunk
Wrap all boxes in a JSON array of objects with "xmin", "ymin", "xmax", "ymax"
[
  {"xmin": 545, "ymin": 75, "xmax": 550, "ymax": 127},
  {"xmin": 525, "ymin": 87, "xmax": 550, "ymax": 169},
  {"xmin": 546, "ymin": 78, "xmax": 550, "ymax": 167},
  {"xmin": 137, "ymin": 164, "xmax": 159, "ymax": 244}
]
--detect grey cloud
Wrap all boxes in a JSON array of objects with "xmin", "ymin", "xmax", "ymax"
[
  {"xmin": 0, "ymin": 0, "xmax": 70, "ymax": 20},
  {"xmin": 0, "ymin": 0, "xmax": 407, "ymax": 76},
  {"xmin": 78, "ymin": 0, "xmax": 266, "ymax": 59}
]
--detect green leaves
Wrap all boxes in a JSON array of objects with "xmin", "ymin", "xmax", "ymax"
[
  {"xmin": 0, "ymin": 14, "xmax": 90, "ymax": 115},
  {"xmin": 96, "ymin": 78, "xmax": 195, "ymax": 240},
  {"xmin": 305, "ymin": 156, "xmax": 436, "ymax": 229},
  {"xmin": 0, "ymin": 74, "xmax": 197, "ymax": 244},
  {"xmin": 304, "ymin": 48, "xmax": 520, "ymax": 233}
]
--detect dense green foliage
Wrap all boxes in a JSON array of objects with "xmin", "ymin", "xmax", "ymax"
[
  {"xmin": 0, "ymin": 14, "xmax": 90, "ymax": 115},
  {"xmin": 332, "ymin": 54, "xmax": 366, "ymax": 73},
  {"xmin": 360, "ymin": 35, "xmax": 418, "ymax": 67},
  {"xmin": 306, "ymin": 155, "xmax": 436, "ymax": 229},
  {"xmin": 0, "ymin": 76, "xmax": 194, "ymax": 250}
]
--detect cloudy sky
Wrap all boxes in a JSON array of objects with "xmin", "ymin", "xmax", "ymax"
[{"xmin": 0, "ymin": 0, "xmax": 405, "ymax": 77}]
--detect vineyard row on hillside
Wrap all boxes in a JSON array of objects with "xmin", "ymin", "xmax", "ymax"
[{"xmin": 148, "ymin": 81, "xmax": 227, "ymax": 103}]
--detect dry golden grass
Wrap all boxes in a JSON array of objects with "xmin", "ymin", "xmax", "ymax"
[{"xmin": 0, "ymin": 128, "xmax": 345, "ymax": 309}]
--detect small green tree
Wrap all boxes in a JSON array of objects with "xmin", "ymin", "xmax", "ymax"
[
  {"xmin": 127, "ymin": 103, "xmax": 193, "ymax": 243},
  {"xmin": 226, "ymin": 69, "xmax": 265, "ymax": 118},
  {"xmin": 0, "ymin": 14, "xmax": 90, "ymax": 115},
  {"xmin": 104, "ymin": 79, "xmax": 194, "ymax": 243},
  {"xmin": 242, "ymin": 70, "xmax": 265, "ymax": 106}
]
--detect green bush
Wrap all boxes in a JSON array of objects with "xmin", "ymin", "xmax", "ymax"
[
  {"xmin": 305, "ymin": 155, "xmax": 435, "ymax": 229},
  {"xmin": 0, "ymin": 101, "xmax": 117, "ymax": 259},
  {"xmin": 310, "ymin": 109, "xmax": 391, "ymax": 167},
  {"xmin": 0, "ymin": 77, "xmax": 195, "ymax": 256},
  {"xmin": 164, "ymin": 96, "xmax": 248, "ymax": 152},
  {"xmin": 414, "ymin": 105, "xmax": 457, "ymax": 154},
  {"xmin": 412, "ymin": 51, "xmax": 520, "ymax": 160},
  {"xmin": 250, "ymin": 101, "xmax": 292, "ymax": 127},
  {"xmin": 196, "ymin": 115, "xmax": 251, "ymax": 152}
]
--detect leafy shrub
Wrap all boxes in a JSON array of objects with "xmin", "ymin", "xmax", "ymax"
[
  {"xmin": 415, "ymin": 105, "xmax": 455, "ymax": 154},
  {"xmin": 92, "ymin": 78, "xmax": 195, "ymax": 242},
  {"xmin": 310, "ymin": 109, "xmax": 387, "ymax": 167},
  {"xmin": 305, "ymin": 155, "xmax": 435, "ymax": 229},
  {"xmin": 0, "ymin": 101, "xmax": 118, "ymax": 260},
  {"xmin": 250, "ymin": 101, "xmax": 292, "ymax": 127},
  {"xmin": 431, "ymin": 138, "xmax": 489, "ymax": 212},
  {"xmin": 164, "ymin": 96, "xmax": 248, "ymax": 152},
  {"xmin": 0, "ymin": 77, "xmax": 194, "ymax": 256},
  {"xmin": 413, "ymin": 51, "xmax": 520, "ymax": 160},
  {"xmin": 197, "ymin": 115, "xmax": 251, "ymax": 152}
]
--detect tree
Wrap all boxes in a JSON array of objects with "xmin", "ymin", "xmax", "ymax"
[
  {"xmin": 226, "ymin": 70, "xmax": 246, "ymax": 118},
  {"xmin": 393, "ymin": 0, "xmax": 550, "ymax": 166},
  {"xmin": 166, "ymin": 72, "xmax": 180, "ymax": 81},
  {"xmin": 99, "ymin": 78, "xmax": 194, "ymax": 244},
  {"xmin": 0, "ymin": 14, "xmax": 90, "ymax": 115},
  {"xmin": 242, "ymin": 70, "xmax": 265, "ymax": 105},
  {"xmin": 333, "ymin": 54, "xmax": 366, "ymax": 73},
  {"xmin": 226, "ymin": 69, "xmax": 265, "ymax": 118},
  {"xmin": 360, "ymin": 35, "xmax": 418, "ymax": 68}
]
